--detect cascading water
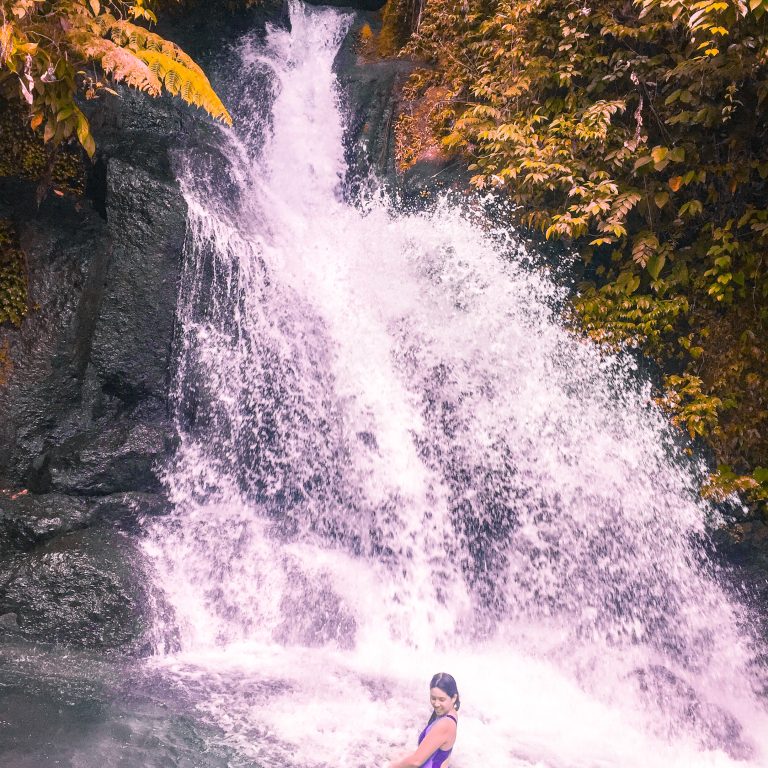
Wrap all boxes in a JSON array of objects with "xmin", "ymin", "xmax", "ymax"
[{"xmin": 144, "ymin": 3, "xmax": 768, "ymax": 766}]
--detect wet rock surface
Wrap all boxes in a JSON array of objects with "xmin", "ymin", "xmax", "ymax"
[
  {"xmin": 715, "ymin": 517, "xmax": 768, "ymax": 648},
  {"xmin": 0, "ymin": 110, "xmax": 178, "ymax": 647},
  {"xmin": 0, "ymin": 106, "xmax": 184, "ymax": 494},
  {"xmin": 0, "ymin": 527, "xmax": 148, "ymax": 650},
  {"xmin": 0, "ymin": 3, "xmax": 284, "ymax": 652},
  {"xmin": 0, "ymin": 492, "xmax": 168, "ymax": 649},
  {"xmin": 334, "ymin": 13, "xmax": 471, "ymax": 206}
]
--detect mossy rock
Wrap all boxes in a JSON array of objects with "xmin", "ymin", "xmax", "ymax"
[{"xmin": 0, "ymin": 98, "xmax": 86, "ymax": 196}]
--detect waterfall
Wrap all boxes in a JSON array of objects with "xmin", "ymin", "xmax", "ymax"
[{"xmin": 143, "ymin": 3, "xmax": 768, "ymax": 766}]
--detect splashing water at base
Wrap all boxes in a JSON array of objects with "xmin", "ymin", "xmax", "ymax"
[{"xmin": 144, "ymin": 3, "xmax": 768, "ymax": 766}]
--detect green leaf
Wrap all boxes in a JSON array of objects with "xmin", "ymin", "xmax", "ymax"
[
  {"xmin": 647, "ymin": 251, "xmax": 666, "ymax": 280},
  {"xmin": 753, "ymin": 467, "xmax": 768, "ymax": 484},
  {"xmin": 668, "ymin": 147, "xmax": 685, "ymax": 162}
]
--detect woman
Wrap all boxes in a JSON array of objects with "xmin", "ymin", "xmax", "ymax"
[{"xmin": 388, "ymin": 673, "xmax": 460, "ymax": 768}]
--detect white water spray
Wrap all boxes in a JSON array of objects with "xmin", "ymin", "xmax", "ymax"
[{"xmin": 145, "ymin": 4, "xmax": 768, "ymax": 766}]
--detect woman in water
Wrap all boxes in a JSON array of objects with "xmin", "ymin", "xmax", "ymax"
[{"xmin": 388, "ymin": 673, "xmax": 460, "ymax": 768}]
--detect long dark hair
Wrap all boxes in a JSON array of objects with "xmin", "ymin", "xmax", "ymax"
[{"xmin": 428, "ymin": 672, "xmax": 460, "ymax": 724}]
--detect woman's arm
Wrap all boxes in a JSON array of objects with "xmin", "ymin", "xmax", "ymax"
[{"xmin": 387, "ymin": 719, "xmax": 454, "ymax": 768}]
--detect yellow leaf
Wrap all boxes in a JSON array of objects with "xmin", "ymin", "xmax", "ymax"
[
  {"xmin": 73, "ymin": 106, "xmax": 95, "ymax": 156},
  {"xmin": 655, "ymin": 191, "xmax": 669, "ymax": 208}
]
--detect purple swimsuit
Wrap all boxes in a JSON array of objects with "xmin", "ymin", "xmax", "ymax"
[{"xmin": 417, "ymin": 714, "xmax": 457, "ymax": 768}]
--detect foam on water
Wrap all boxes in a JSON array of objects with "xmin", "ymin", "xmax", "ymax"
[{"xmin": 144, "ymin": 3, "xmax": 768, "ymax": 766}]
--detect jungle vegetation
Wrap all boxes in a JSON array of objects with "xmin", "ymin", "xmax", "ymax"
[
  {"xmin": 0, "ymin": 0, "xmax": 230, "ymax": 157},
  {"xmin": 377, "ymin": 0, "xmax": 768, "ymax": 514}
]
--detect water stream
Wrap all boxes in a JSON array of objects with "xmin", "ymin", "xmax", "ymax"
[{"xmin": 141, "ymin": 3, "xmax": 768, "ymax": 766}]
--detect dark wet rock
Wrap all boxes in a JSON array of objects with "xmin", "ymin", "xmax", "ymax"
[
  {"xmin": 46, "ymin": 421, "xmax": 169, "ymax": 496},
  {"xmin": 0, "ymin": 491, "xmax": 169, "ymax": 554},
  {"xmin": 334, "ymin": 14, "xmax": 470, "ymax": 205},
  {"xmin": 334, "ymin": 14, "xmax": 416, "ymax": 187},
  {"xmin": 0, "ymin": 612, "xmax": 18, "ymax": 628},
  {"xmin": 0, "ymin": 151, "xmax": 181, "ymax": 493},
  {"xmin": 399, "ymin": 156, "xmax": 472, "ymax": 204},
  {"xmin": 0, "ymin": 77, "xmax": 189, "ymax": 658},
  {"xmin": 0, "ymin": 527, "xmax": 149, "ymax": 650},
  {"xmin": 714, "ymin": 517, "xmax": 768, "ymax": 646},
  {"xmin": 155, "ymin": 0, "xmax": 283, "ymax": 60},
  {"xmin": 91, "ymin": 491, "xmax": 170, "ymax": 523},
  {"xmin": 88, "ymin": 159, "xmax": 186, "ymax": 407},
  {"xmin": 0, "ymin": 188, "xmax": 109, "ymax": 485},
  {"xmin": 0, "ymin": 493, "xmax": 92, "ymax": 551}
]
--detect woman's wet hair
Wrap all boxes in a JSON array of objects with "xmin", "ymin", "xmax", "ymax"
[{"xmin": 428, "ymin": 672, "xmax": 460, "ymax": 723}]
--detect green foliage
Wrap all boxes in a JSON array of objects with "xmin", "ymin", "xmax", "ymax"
[
  {"xmin": 0, "ymin": 0, "xmax": 231, "ymax": 160},
  {"xmin": 572, "ymin": 286, "xmax": 689, "ymax": 356},
  {"xmin": 0, "ymin": 97, "xmax": 86, "ymax": 192},
  {"xmin": 658, "ymin": 373, "xmax": 723, "ymax": 440},
  {"xmin": 0, "ymin": 218, "xmax": 27, "ymax": 327},
  {"xmin": 704, "ymin": 464, "xmax": 768, "ymax": 509},
  {"xmin": 392, "ymin": 0, "xmax": 768, "ymax": 511}
]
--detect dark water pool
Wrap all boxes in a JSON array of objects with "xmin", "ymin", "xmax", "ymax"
[{"xmin": 0, "ymin": 643, "xmax": 241, "ymax": 768}]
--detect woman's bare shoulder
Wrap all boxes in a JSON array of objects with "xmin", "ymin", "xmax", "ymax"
[{"xmin": 435, "ymin": 715, "xmax": 458, "ymax": 731}]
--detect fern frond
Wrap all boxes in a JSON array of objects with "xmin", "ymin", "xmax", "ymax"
[
  {"xmin": 68, "ymin": 32, "xmax": 161, "ymax": 95},
  {"xmin": 108, "ymin": 20, "xmax": 206, "ymax": 78},
  {"xmin": 70, "ymin": 16, "xmax": 229, "ymax": 124},
  {"xmin": 136, "ymin": 49, "xmax": 231, "ymax": 125}
]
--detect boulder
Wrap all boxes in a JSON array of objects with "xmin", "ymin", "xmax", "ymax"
[
  {"xmin": 0, "ymin": 493, "xmax": 92, "ymax": 551},
  {"xmin": 0, "ymin": 526, "xmax": 150, "ymax": 650},
  {"xmin": 0, "ymin": 491, "xmax": 169, "ymax": 552}
]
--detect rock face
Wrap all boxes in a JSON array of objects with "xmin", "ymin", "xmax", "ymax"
[
  {"xmin": 334, "ymin": 12, "xmax": 470, "ymax": 202},
  {"xmin": 0, "ymin": 490, "xmax": 167, "ymax": 650},
  {"xmin": 714, "ymin": 520, "xmax": 768, "ymax": 651},
  {"xmin": 0, "ymin": 93, "xmax": 187, "ymax": 494},
  {"xmin": 0, "ymin": 103, "xmax": 185, "ymax": 647},
  {"xmin": 0, "ymin": 107, "xmax": 182, "ymax": 647},
  {"xmin": 0, "ymin": 4, "xmax": 283, "ymax": 649}
]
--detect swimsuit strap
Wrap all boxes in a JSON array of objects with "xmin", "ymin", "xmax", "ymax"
[{"xmin": 445, "ymin": 715, "xmax": 457, "ymax": 724}]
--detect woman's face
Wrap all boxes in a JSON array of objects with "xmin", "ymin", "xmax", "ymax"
[{"xmin": 430, "ymin": 686, "xmax": 456, "ymax": 716}]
